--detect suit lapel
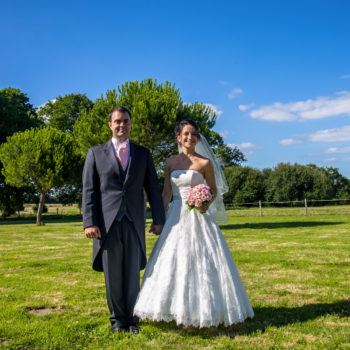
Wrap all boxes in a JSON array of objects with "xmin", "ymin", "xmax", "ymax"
[
  {"xmin": 124, "ymin": 142, "xmax": 136, "ymax": 186},
  {"xmin": 104, "ymin": 140, "xmax": 120, "ymax": 178}
]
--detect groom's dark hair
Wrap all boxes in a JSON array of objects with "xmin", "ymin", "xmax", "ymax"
[{"xmin": 109, "ymin": 106, "xmax": 132, "ymax": 121}]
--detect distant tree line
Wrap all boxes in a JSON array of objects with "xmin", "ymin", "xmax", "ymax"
[{"xmin": 224, "ymin": 163, "xmax": 350, "ymax": 205}]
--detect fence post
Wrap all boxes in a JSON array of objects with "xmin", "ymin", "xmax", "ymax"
[
  {"xmin": 304, "ymin": 198, "xmax": 308, "ymax": 215},
  {"xmin": 259, "ymin": 200, "xmax": 262, "ymax": 217}
]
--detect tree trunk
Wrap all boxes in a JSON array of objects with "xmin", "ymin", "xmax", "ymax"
[{"xmin": 36, "ymin": 191, "xmax": 47, "ymax": 225}]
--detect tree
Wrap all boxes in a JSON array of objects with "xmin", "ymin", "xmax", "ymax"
[
  {"xmin": 118, "ymin": 79, "xmax": 180, "ymax": 150},
  {"xmin": 38, "ymin": 93, "xmax": 93, "ymax": 205},
  {"xmin": 38, "ymin": 93, "xmax": 93, "ymax": 132},
  {"xmin": 50, "ymin": 184, "xmax": 82, "ymax": 207},
  {"xmin": 304, "ymin": 164, "xmax": 334, "ymax": 200},
  {"xmin": 74, "ymin": 80, "xmax": 181, "ymax": 171},
  {"xmin": 323, "ymin": 167, "xmax": 350, "ymax": 199},
  {"xmin": 0, "ymin": 127, "xmax": 80, "ymax": 225},
  {"xmin": 223, "ymin": 163, "xmax": 350, "ymax": 207},
  {"xmin": 0, "ymin": 185, "xmax": 25, "ymax": 218},
  {"xmin": 224, "ymin": 166, "xmax": 265, "ymax": 205},
  {"xmin": 215, "ymin": 144, "xmax": 246, "ymax": 167},
  {"xmin": 74, "ymin": 79, "xmax": 236, "ymax": 174},
  {"xmin": 0, "ymin": 87, "xmax": 41, "ymax": 143},
  {"xmin": 0, "ymin": 87, "xmax": 42, "ymax": 217},
  {"xmin": 265, "ymin": 163, "xmax": 334, "ymax": 202},
  {"xmin": 265, "ymin": 163, "xmax": 303, "ymax": 201},
  {"xmin": 73, "ymin": 90, "xmax": 118, "ymax": 158}
]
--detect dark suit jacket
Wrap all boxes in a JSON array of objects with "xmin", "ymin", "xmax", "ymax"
[{"xmin": 82, "ymin": 140, "xmax": 165, "ymax": 271}]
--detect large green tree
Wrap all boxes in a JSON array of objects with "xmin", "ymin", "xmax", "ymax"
[
  {"xmin": 224, "ymin": 166, "xmax": 265, "ymax": 204},
  {"xmin": 74, "ymin": 79, "xmax": 231, "ymax": 174},
  {"xmin": 38, "ymin": 93, "xmax": 93, "ymax": 132},
  {"xmin": 73, "ymin": 90, "xmax": 118, "ymax": 157},
  {"xmin": 215, "ymin": 144, "xmax": 246, "ymax": 167},
  {"xmin": 223, "ymin": 163, "xmax": 349, "ymax": 206},
  {"xmin": 74, "ymin": 80, "xmax": 182, "ymax": 163},
  {"xmin": 0, "ymin": 127, "xmax": 80, "ymax": 224},
  {"xmin": 323, "ymin": 167, "xmax": 350, "ymax": 199},
  {"xmin": 0, "ymin": 88, "xmax": 42, "ymax": 217},
  {"xmin": 0, "ymin": 87, "xmax": 41, "ymax": 143},
  {"xmin": 38, "ymin": 93, "xmax": 94, "ymax": 206},
  {"xmin": 118, "ymin": 79, "xmax": 180, "ymax": 150},
  {"xmin": 265, "ymin": 163, "xmax": 334, "ymax": 202}
]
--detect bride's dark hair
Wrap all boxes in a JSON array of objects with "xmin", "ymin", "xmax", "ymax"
[{"xmin": 174, "ymin": 119, "xmax": 200, "ymax": 138}]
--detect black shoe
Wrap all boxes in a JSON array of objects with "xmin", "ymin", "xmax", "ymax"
[
  {"xmin": 128, "ymin": 324, "xmax": 139, "ymax": 334},
  {"xmin": 111, "ymin": 324, "xmax": 127, "ymax": 333}
]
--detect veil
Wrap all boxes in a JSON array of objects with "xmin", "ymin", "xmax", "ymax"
[{"xmin": 178, "ymin": 134, "xmax": 229, "ymax": 224}]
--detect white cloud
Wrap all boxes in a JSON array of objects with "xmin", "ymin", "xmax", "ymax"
[
  {"xmin": 219, "ymin": 81, "xmax": 230, "ymax": 86},
  {"xmin": 249, "ymin": 91, "xmax": 350, "ymax": 122},
  {"xmin": 325, "ymin": 146, "xmax": 350, "ymax": 154},
  {"xmin": 238, "ymin": 103, "xmax": 255, "ymax": 111},
  {"xmin": 228, "ymin": 142, "xmax": 256, "ymax": 155},
  {"xmin": 205, "ymin": 103, "xmax": 223, "ymax": 117},
  {"xmin": 324, "ymin": 157, "xmax": 337, "ymax": 162},
  {"xmin": 233, "ymin": 142, "xmax": 256, "ymax": 150},
  {"xmin": 340, "ymin": 74, "xmax": 350, "ymax": 79},
  {"xmin": 228, "ymin": 88, "xmax": 243, "ymax": 99},
  {"xmin": 250, "ymin": 104, "xmax": 296, "ymax": 121},
  {"xmin": 308, "ymin": 125, "xmax": 350, "ymax": 142},
  {"xmin": 280, "ymin": 138, "xmax": 302, "ymax": 146},
  {"xmin": 218, "ymin": 130, "xmax": 230, "ymax": 138}
]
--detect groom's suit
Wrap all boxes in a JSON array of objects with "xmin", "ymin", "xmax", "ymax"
[{"xmin": 82, "ymin": 139, "xmax": 165, "ymax": 327}]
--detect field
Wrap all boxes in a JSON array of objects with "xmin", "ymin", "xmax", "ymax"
[{"xmin": 0, "ymin": 208, "xmax": 349, "ymax": 349}]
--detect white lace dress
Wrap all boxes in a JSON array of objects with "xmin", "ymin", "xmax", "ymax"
[{"xmin": 133, "ymin": 169, "xmax": 254, "ymax": 327}]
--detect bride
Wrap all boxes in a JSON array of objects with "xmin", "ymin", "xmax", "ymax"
[{"xmin": 133, "ymin": 119, "xmax": 254, "ymax": 327}]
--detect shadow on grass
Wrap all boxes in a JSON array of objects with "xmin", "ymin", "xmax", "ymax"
[
  {"xmin": 150, "ymin": 299, "xmax": 350, "ymax": 338},
  {"xmin": 0, "ymin": 214, "xmax": 82, "ymax": 225},
  {"xmin": 220, "ymin": 221, "xmax": 343, "ymax": 230}
]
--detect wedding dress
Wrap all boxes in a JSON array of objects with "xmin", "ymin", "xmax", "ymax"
[{"xmin": 133, "ymin": 169, "xmax": 254, "ymax": 327}]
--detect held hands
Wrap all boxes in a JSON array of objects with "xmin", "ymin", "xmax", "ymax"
[
  {"xmin": 84, "ymin": 226, "xmax": 101, "ymax": 239},
  {"xmin": 149, "ymin": 223, "xmax": 163, "ymax": 236}
]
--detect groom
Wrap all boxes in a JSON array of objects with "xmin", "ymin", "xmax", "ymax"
[{"xmin": 82, "ymin": 106, "xmax": 165, "ymax": 333}]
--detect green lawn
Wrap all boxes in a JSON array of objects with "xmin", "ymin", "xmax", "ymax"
[{"xmin": 0, "ymin": 210, "xmax": 349, "ymax": 349}]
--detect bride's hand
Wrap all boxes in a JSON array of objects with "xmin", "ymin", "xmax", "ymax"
[{"xmin": 199, "ymin": 203, "xmax": 210, "ymax": 213}]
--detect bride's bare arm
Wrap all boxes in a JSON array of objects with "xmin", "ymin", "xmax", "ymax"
[
  {"xmin": 203, "ymin": 160, "xmax": 217, "ymax": 209},
  {"xmin": 162, "ymin": 160, "xmax": 172, "ymax": 210}
]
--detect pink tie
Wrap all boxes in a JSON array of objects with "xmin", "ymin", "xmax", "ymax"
[{"xmin": 116, "ymin": 142, "xmax": 128, "ymax": 171}]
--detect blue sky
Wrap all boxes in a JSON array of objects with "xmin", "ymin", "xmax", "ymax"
[{"xmin": 1, "ymin": 0, "xmax": 350, "ymax": 176}]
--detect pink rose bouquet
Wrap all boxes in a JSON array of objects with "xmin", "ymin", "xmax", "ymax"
[{"xmin": 186, "ymin": 184, "xmax": 213, "ymax": 212}]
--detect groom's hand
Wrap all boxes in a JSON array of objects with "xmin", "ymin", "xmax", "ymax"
[
  {"xmin": 149, "ymin": 223, "xmax": 163, "ymax": 235},
  {"xmin": 84, "ymin": 226, "xmax": 101, "ymax": 239}
]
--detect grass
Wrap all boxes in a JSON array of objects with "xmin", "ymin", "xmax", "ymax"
[{"xmin": 0, "ymin": 208, "xmax": 349, "ymax": 349}]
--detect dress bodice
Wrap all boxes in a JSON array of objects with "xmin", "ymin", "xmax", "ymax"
[{"xmin": 171, "ymin": 169, "xmax": 204, "ymax": 200}]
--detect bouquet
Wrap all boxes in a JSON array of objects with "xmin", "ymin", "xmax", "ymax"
[{"xmin": 186, "ymin": 184, "xmax": 213, "ymax": 212}]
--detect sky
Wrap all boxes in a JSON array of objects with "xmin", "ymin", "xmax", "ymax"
[{"xmin": 1, "ymin": 0, "xmax": 350, "ymax": 177}]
